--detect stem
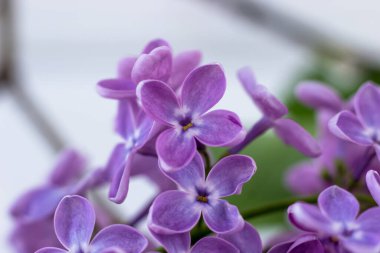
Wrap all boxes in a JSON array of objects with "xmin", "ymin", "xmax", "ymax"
[{"xmin": 229, "ymin": 117, "xmax": 273, "ymax": 154}]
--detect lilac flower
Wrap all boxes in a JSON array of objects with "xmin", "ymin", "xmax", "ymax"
[
  {"xmin": 329, "ymin": 82, "xmax": 380, "ymax": 161},
  {"xmin": 268, "ymin": 234, "xmax": 324, "ymax": 253},
  {"xmin": 138, "ymin": 64, "xmax": 245, "ymax": 170},
  {"xmin": 96, "ymin": 38, "xmax": 201, "ymax": 105},
  {"xmin": 288, "ymin": 185, "xmax": 380, "ymax": 253},
  {"xmin": 35, "ymin": 195, "xmax": 148, "ymax": 253},
  {"xmin": 231, "ymin": 67, "xmax": 320, "ymax": 157},
  {"xmin": 148, "ymin": 153, "xmax": 256, "ymax": 234},
  {"xmin": 295, "ymin": 81, "xmax": 344, "ymax": 112},
  {"xmin": 10, "ymin": 149, "xmax": 88, "ymax": 223}
]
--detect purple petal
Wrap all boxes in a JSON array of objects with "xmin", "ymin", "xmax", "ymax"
[
  {"xmin": 195, "ymin": 110, "xmax": 245, "ymax": 146},
  {"xmin": 285, "ymin": 161, "xmax": 326, "ymax": 195},
  {"xmin": 354, "ymin": 82, "xmax": 380, "ymax": 129},
  {"xmin": 357, "ymin": 207, "xmax": 380, "ymax": 234},
  {"xmin": 191, "ymin": 237, "xmax": 239, "ymax": 253},
  {"xmin": 274, "ymin": 118, "xmax": 321, "ymax": 157},
  {"xmin": 318, "ymin": 185, "xmax": 359, "ymax": 222},
  {"xmin": 148, "ymin": 190, "xmax": 201, "ymax": 234},
  {"xmin": 49, "ymin": 149, "xmax": 86, "ymax": 186},
  {"xmin": 218, "ymin": 222, "xmax": 262, "ymax": 253},
  {"xmin": 90, "ymin": 225, "xmax": 148, "ymax": 253},
  {"xmin": 342, "ymin": 233, "xmax": 380, "ymax": 253},
  {"xmin": 35, "ymin": 248, "xmax": 67, "ymax": 253},
  {"xmin": 206, "ymin": 155, "xmax": 256, "ymax": 198},
  {"xmin": 237, "ymin": 67, "xmax": 287, "ymax": 119},
  {"xmin": 142, "ymin": 39, "xmax": 170, "ymax": 54},
  {"xmin": 296, "ymin": 81, "xmax": 342, "ymax": 111},
  {"xmin": 329, "ymin": 111, "xmax": 373, "ymax": 145},
  {"xmin": 108, "ymin": 153, "xmax": 134, "ymax": 204},
  {"xmin": 54, "ymin": 195, "xmax": 95, "ymax": 250},
  {"xmin": 137, "ymin": 80, "xmax": 180, "ymax": 125},
  {"xmin": 288, "ymin": 203, "xmax": 332, "ymax": 234},
  {"xmin": 11, "ymin": 185, "xmax": 66, "ymax": 223},
  {"xmin": 104, "ymin": 143, "xmax": 127, "ymax": 181},
  {"xmin": 287, "ymin": 235, "xmax": 324, "ymax": 253},
  {"xmin": 149, "ymin": 229, "xmax": 190, "ymax": 253},
  {"xmin": 169, "ymin": 50, "xmax": 202, "ymax": 90},
  {"xmin": 181, "ymin": 64, "xmax": 226, "ymax": 115},
  {"xmin": 132, "ymin": 46, "xmax": 172, "ymax": 84},
  {"xmin": 163, "ymin": 153, "xmax": 205, "ymax": 192},
  {"xmin": 366, "ymin": 170, "xmax": 380, "ymax": 206},
  {"xmin": 117, "ymin": 56, "xmax": 137, "ymax": 80},
  {"xmin": 267, "ymin": 241, "xmax": 293, "ymax": 253},
  {"xmin": 97, "ymin": 79, "xmax": 136, "ymax": 99},
  {"xmin": 202, "ymin": 199, "xmax": 244, "ymax": 234},
  {"xmin": 114, "ymin": 99, "xmax": 140, "ymax": 139},
  {"xmin": 156, "ymin": 128, "xmax": 196, "ymax": 171}
]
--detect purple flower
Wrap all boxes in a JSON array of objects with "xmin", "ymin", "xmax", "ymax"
[
  {"xmin": 97, "ymin": 39, "xmax": 201, "ymax": 100},
  {"xmin": 138, "ymin": 64, "xmax": 245, "ymax": 170},
  {"xmin": 35, "ymin": 195, "xmax": 148, "ymax": 253},
  {"xmin": 296, "ymin": 81, "xmax": 344, "ymax": 112},
  {"xmin": 10, "ymin": 149, "xmax": 88, "ymax": 223},
  {"xmin": 150, "ymin": 222, "xmax": 261, "ymax": 253},
  {"xmin": 268, "ymin": 234, "xmax": 324, "ymax": 253},
  {"xmin": 329, "ymin": 82, "xmax": 380, "ymax": 161},
  {"xmin": 288, "ymin": 185, "xmax": 380, "ymax": 253},
  {"xmin": 231, "ymin": 67, "xmax": 320, "ymax": 157},
  {"xmin": 148, "ymin": 154, "xmax": 256, "ymax": 234}
]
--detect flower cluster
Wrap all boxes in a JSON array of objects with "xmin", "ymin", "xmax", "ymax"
[{"xmin": 9, "ymin": 39, "xmax": 380, "ymax": 253}]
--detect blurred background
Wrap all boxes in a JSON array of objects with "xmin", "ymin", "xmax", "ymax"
[{"xmin": 1, "ymin": 0, "xmax": 380, "ymax": 251}]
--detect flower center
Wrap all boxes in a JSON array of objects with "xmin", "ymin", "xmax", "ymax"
[
  {"xmin": 196, "ymin": 195, "xmax": 208, "ymax": 203},
  {"xmin": 196, "ymin": 188, "xmax": 209, "ymax": 203},
  {"xmin": 179, "ymin": 117, "xmax": 194, "ymax": 131}
]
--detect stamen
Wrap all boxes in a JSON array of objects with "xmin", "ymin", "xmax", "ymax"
[
  {"xmin": 182, "ymin": 122, "xmax": 193, "ymax": 131},
  {"xmin": 196, "ymin": 196, "xmax": 208, "ymax": 203}
]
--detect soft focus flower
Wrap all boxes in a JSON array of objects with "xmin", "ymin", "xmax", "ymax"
[
  {"xmin": 36, "ymin": 195, "xmax": 148, "ymax": 253},
  {"xmin": 150, "ymin": 221, "xmax": 261, "ymax": 253},
  {"xmin": 10, "ymin": 149, "xmax": 88, "ymax": 223},
  {"xmin": 268, "ymin": 234, "xmax": 324, "ymax": 253},
  {"xmin": 288, "ymin": 185, "xmax": 380, "ymax": 253},
  {"xmin": 138, "ymin": 64, "xmax": 245, "ymax": 170},
  {"xmin": 366, "ymin": 170, "xmax": 380, "ymax": 206},
  {"xmin": 329, "ymin": 83, "xmax": 380, "ymax": 161},
  {"xmin": 148, "ymin": 153, "xmax": 256, "ymax": 234},
  {"xmin": 231, "ymin": 67, "xmax": 320, "ymax": 157}
]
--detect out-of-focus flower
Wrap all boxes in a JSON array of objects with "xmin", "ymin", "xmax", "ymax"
[
  {"xmin": 231, "ymin": 67, "xmax": 320, "ymax": 157},
  {"xmin": 138, "ymin": 64, "xmax": 245, "ymax": 170},
  {"xmin": 288, "ymin": 186, "xmax": 380, "ymax": 253},
  {"xmin": 148, "ymin": 153, "xmax": 255, "ymax": 234},
  {"xmin": 10, "ymin": 149, "xmax": 88, "ymax": 223},
  {"xmin": 35, "ymin": 195, "xmax": 148, "ymax": 253}
]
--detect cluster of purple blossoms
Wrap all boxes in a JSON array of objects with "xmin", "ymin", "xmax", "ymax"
[{"xmin": 9, "ymin": 39, "xmax": 380, "ymax": 253}]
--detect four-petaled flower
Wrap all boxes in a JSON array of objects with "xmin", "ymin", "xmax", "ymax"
[
  {"xmin": 36, "ymin": 195, "xmax": 148, "ymax": 253},
  {"xmin": 288, "ymin": 185, "xmax": 380, "ymax": 253},
  {"xmin": 148, "ymin": 153, "xmax": 256, "ymax": 234},
  {"xmin": 329, "ymin": 82, "xmax": 380, "ymax": 161},
  {"xmin": 138, "ymin": 64, "xmax": 245, "ymax": 170}
]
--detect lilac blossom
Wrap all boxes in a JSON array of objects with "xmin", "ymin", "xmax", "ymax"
[
  {"xmin": 10, "ymin": 149, "xmax": 89, "ymax": 223},
  {"xmin": 138, "ymin": 64, "xmax": 245, "ymax": 170},
  {"xmin": 329, "ymin": 82, "xmax": 380, "ymax": 161},
  {"xmin": 35, "ymin": 195, "xmax": 148, "ymax": 253},
  {"xmin": 268, "ymin": 234, "xmax": 324, "ymax": 253},
  {"xmin": 230, "ymin": 67, "xmax": 320, "ymax": 157},
  {"xmin": 288, "ymin": 185, "xmax": 380, "ymax": 253},
  {"xmin": 150, "ymin": 222, "xmax": 261, "ymax": 253},
  {"xmin": 148, "ymin": 153, "xmax": 256, "ymax": 234}
]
